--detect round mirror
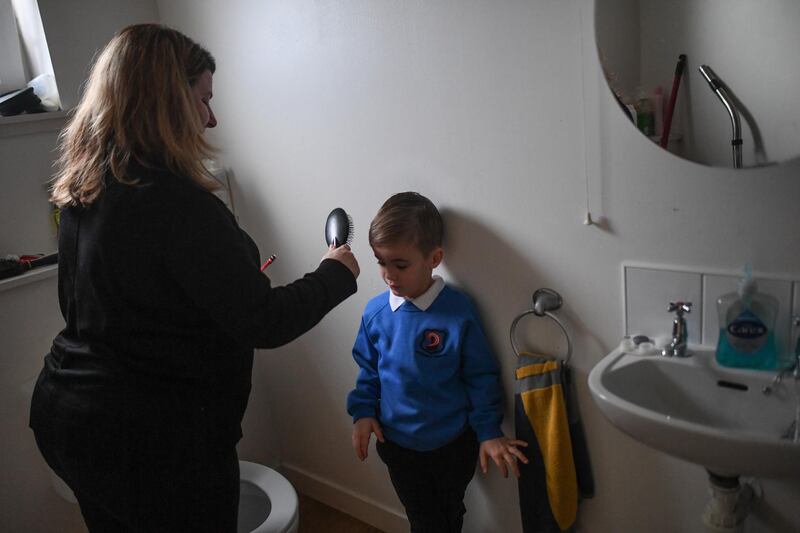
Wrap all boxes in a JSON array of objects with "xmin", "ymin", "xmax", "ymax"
[{"xmin": 595, "ymin": 0, "xmax": 800, "ymax": 168}]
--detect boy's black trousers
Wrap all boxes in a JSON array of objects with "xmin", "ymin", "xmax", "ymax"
[{"xmin": 376, "ymin": 427, "xmax": 479, "ymax": 533}]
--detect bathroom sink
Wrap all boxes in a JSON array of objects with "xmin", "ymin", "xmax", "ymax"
[{"xmin": 588, "ymin": 347, "xmax": 800, "ymax": 478}]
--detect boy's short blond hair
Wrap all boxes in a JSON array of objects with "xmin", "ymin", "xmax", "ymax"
[{"xmin": 369, "ymin": 192, "xmax": 443, "ymax": 255}]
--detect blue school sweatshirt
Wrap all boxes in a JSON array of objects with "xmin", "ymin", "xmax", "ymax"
[{"xmin": 347, "ymin": 284, "xmax": 503, "ymax": 451}]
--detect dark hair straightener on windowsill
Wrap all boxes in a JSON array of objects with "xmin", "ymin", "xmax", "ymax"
[{"xmin": 0, "ymin": 87, "xmax": 45, "ymax": 116}]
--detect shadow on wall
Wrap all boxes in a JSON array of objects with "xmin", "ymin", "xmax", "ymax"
[
  {"xmin": 437, "ymin": 208, "xmax": 536, "ymax": 529},
  {"xmin": 222, "ymin": 166, "xmax": 282, "ymax": 266},
  {"xmin": 439, "ymin": 207, "xmax": 608, "ymax": 363},
  {"xmin": 439, "ymin": 208, "xmax": 604, "ymax": 533},
  {"xmin": 749, "ymin": 478, "xmax": 800, "ymax": 533},
  {"xmin": 439, "ymin": 207, "xmax": 543, "ymax": 336}
]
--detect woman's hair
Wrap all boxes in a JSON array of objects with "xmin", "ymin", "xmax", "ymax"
[
  {"xmin": 369, "ymin": 192, "xmax": 443, "ymax": 255},
  {"xmin": 50, "ymin": 24, "xmax": 218, "ymax": 207}
]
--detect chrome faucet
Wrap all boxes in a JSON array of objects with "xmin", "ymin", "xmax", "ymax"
[
  {"xmin": 762, "ymin": 344, "xmax": 800, "ymax": 396},
  {"xmin": 662, "ymin": 302, "xmax": 692, "ymax": 357}
]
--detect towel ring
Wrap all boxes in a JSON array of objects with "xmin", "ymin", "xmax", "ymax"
[{"xmin": 509, "ymin": 288, "xmax": 572, "ymax": 364}]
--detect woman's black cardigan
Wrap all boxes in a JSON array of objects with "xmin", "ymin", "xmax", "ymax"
[{"xmin": 31, "ymin": 166, "xmax": 357, "ymax": 444}]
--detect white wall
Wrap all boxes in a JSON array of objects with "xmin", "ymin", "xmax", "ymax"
[
  {"xmin": 154, "ymin": 1, "xmax": 800, "ymax": 532},
  {"xmin": 2, "ymin": 0, "xmax": 799, "ymax": 532}
]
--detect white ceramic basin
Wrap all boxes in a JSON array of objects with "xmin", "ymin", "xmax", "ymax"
[{"xmin": 588, "ymin": 347, "xmax": 800, "ymax": 478}]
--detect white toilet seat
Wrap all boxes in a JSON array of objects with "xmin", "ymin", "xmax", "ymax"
[{"xmin": 238, "ymin": 460, "xmax": 299, "ymax": 533}]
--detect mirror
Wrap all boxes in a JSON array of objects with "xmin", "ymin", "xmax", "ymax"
[{"xmin": 594, "ymin": 1, "xmax": 800, "ymax": 168}]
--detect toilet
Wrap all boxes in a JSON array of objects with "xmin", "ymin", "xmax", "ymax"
[
  {"xmin": 50, "ymin": 460, "xmax": 299, "ymax": 533},
  {"xmin": 237, "ymin": 460, "xmax": 299, "ymax": 533}
]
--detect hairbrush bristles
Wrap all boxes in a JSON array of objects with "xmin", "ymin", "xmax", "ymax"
[{"xmin": 325, "ymin": 207, "xmax": 354, "ymax": 248}]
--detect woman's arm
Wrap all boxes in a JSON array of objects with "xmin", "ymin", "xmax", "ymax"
[{"xmin": 163, "ymin": 186, "xmax": 357, "ymax": 349}]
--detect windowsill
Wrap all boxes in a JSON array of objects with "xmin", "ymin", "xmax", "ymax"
[
  {"xmin": 0, "ymin": 109, "xmax": 69, "ymax": 138},
  {"xmin": 0, "ymin": 264, "xmax": 58, "ymax": 294}
]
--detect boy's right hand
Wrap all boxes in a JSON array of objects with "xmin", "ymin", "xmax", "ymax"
[
  {"xmin": 352, "ymin": 417, "xmax": 385, "ymax": 461},
  {"xmin": 323, "ymin": 244, "xmax": 360, "ymax": 279}
]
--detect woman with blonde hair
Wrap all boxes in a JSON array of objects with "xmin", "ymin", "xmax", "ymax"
[{"xmin": 30, "ymin": 24, "xmax": 359, "ymax": 532}]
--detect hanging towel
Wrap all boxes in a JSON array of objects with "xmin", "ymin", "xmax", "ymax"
[
  {"xmin": 561, "ymin": 356, "xmax": 595, "ymax": 502},
  {"xmin": 515, "ymin": 352, "xmax": 594, "ymax": 533}
]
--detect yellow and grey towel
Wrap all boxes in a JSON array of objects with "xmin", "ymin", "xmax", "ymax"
[{"xmin": 515, "ymin": 352, "xmax": 594, "ymax": 532}]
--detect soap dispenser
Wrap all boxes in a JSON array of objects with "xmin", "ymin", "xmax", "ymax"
[{"xmin": 715, "ymin": 268, "xmax": 779, "ymax": 370}]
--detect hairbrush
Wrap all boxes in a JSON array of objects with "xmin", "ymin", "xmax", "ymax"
[{"xmin": 325, "ymin": 207, "xmax": 354, "ymax": 248}]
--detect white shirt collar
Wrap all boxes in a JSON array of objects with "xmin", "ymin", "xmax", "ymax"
[{"xmin": 389, "ymin": 275, "xmax": 445, "ymax": 312}]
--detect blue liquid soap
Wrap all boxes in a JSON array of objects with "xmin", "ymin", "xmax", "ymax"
[
  {"xmin": 716, "ymin": 271, "xmax": 780, "ymax": 370},
  {"xmin": 716, "ymin": 328, "xmax": 778, "ymax": 370}
]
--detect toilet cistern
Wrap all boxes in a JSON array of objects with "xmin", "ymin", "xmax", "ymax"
[{"xmin": 661, "ymin": 301, "xmax": 692, "ymax": 357}]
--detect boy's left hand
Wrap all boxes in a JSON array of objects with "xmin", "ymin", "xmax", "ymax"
[{"xmin": 479, "ymin": 436, "xmax": 529, "ymax": 479}]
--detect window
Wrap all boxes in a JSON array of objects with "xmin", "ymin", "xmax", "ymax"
[
  {"xmin": 0, "ymin": 0, "xmax": 60, "ymax": 112},
  {"xmin": 0, "ymin": 0, "xmax": 27, "ymax": 95}
]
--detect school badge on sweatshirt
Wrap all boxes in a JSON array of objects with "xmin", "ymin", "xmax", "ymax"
[{"xmin": 420, "ymin": 329, "xmax": 446, "ymax": 355}]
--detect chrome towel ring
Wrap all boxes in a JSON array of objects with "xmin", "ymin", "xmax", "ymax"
[{"xmin": 509, "ymin": 288, "xmax": 572, "ymax": 364}]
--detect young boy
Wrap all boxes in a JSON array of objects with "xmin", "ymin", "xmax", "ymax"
[{"xmin": 347, "ymin": 192, "xmax": 528, "ymax": 532}]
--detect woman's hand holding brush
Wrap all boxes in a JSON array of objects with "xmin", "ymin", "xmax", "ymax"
[{"xmin": 323, "ymin": 243, "xmax": 359, "ymax": 278}]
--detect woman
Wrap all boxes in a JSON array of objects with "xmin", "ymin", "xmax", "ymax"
[{"xmin": 29, "ymin": 24, "xmax": 359, "ymax": 532}]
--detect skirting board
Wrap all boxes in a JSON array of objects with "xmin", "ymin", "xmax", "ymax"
[{"xmin": 280, "ymin": 463, "xmax": 408, "ymax": 533}]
